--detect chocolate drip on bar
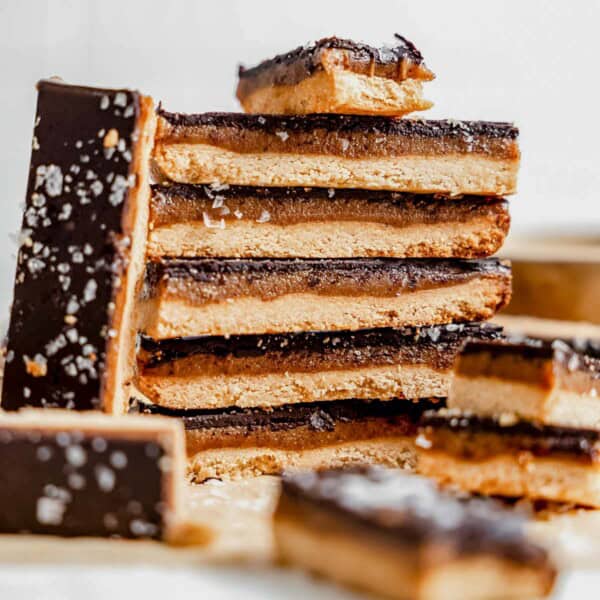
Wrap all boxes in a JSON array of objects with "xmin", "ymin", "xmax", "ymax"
[
  {"xmin": 239, "ymin": 35, "xmax": 428, "ymax": 82},
  {"xmin": 145, "ymin": 257, "xmax": 510, "ymax": 292},
  {"xmin": 282, "ymin": 467, "xmax": 550, "ymax": 566},
  {"xmin": 151, "ymin": 183, "xmax": 508, "ymax": 227},
  {"xmin": 0, "ymin": 422, "xmax": 171, "ymax": 538},
  {"xmin": 2, "ymin": 80, "xmax": 144, "ymax": 410},
  {"xmin": 136, "ymin": 398, "xmax": 442, "ymax": 433},
  {"xmin": 139, "ymin": 322, "xmax": 503, "ymax": 367},
  {"xmin": 421, "ymin": 410, "xmax": 600, "ymax": 460},
  {"xmin": 158, "ymin": 110, "xmax": 519, "ymax": 141}
]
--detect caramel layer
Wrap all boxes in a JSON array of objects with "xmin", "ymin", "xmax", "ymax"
[{"xmin": 151, "ymin": 184, "xmax": 509, "ymax": 227}]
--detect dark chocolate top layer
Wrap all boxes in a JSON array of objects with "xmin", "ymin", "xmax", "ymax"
[
  {"xmin": 237, "ymin": 34, "xmax": 431, "ymax": 88},
  {"xmin": 139, "ymin": 322, "xmax": 502, "ymax": 367},
  {"xmin": 239, "ymin": 35, "xmax": 426, "ymax": 78},
  {"xmin": 461, "ymin": 337, "xmax": 600, "ymax": 378},
  {"xmin": 135, "ymin": 398, "xmax": 441, "ymax": 433},
  {"xmin": 2, "ymin": 79, "xmax": 141, "ymax": 410},
  {"xmin": 0, "ymin": 424, "xmax": 169, "ymax": 538},
  {"xmin": 145, "ymin": 257, "xmax": 510, "ymax": 290},
  {"xmin": 282, "ymin": 467, "xmax": 551, "ymax": 566},
  {"xmin": 157, "ymin": 110, "xmax": 518, "ymax": 141},
  {"xmin": 421, "ymin": 410, "xmax": 600, "ymax": 460}
]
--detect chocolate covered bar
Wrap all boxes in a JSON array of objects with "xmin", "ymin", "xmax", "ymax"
[
  {"xmin": 137, "ymin": 323, "xmax": 502, "ymax": 410},
  {"xmin": 418, "ymin": 409, "xmax": 600, "ymax": 507},
  {"xmin": 2, "ymin": 80, "xmax": 155, "ymax": 412},
  {"xmin": 237, "ymin": 35, "xmax": 434, "ymax": 116},
  {"xmin": 138, "ymin": 258, "xmax": 512, "ymax": 338},
  {"xmin": 275, "ymin": 468, "xmax": 556, "ymax": 600},
  {"xmin": 138, "ymin": 398, "xmax": 439, "ymax": 481},
  {"xmin": 149, "ymin": 184, "xmax": 510, "ymax": 258},
  {"xmin": 448, "ymin": 338, "xmax": 600, "ymax": 428},
  {"xmin": 0, "ymin": 410, "xmax": 184, "ymax": 539},
  {"xmin": 154, "ymin": 112, "xmax": 520, "ymax": 196}
]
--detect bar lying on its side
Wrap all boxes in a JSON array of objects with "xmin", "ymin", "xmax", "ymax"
[{"xmin": 2, "ymin": 80, "xmax": 155, "ymax": 413}]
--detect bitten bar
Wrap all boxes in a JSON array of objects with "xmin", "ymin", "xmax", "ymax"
[
  {"xmin": 236, "ymin": 35, "xmax": 435, "ymax": 116},
  {"xmin": 154, "ymin": 112, "xmax": 520, "ymax": 196},
  {"xmin": 136, "ymin": 323, "xmax": 502, "ymax": 410},
  {"xmin": 2, "ymin": 80, "xmax": 155, "ymax": 413}
]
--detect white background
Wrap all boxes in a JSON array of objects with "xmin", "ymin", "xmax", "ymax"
[{"xmin": 1, "ymin": 0, "xmax": 600, "ymax": 315}]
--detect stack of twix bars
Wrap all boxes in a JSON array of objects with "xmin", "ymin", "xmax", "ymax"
[
  {"xmin": 136, "ymin": 35, "xmax": 517, "ymax": 481},
  {"xmin": 418, "ymin": 334, "xmax": 600, "ymax": 508}
]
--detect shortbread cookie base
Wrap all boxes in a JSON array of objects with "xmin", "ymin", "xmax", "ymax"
[
  {"xmin": 238, "ymin": 69, "xmax": 432, "ymax": 116},
  {"xmin": 138, "ymin": 363, "xmax": 448, "ymax": 410},
  {"xmin": 154, "ymin": 146, "xmax": 518, "ymax": 196},
  {"xmin": 188, "ymin": 438, "xmax": 416, "ymax": 482},
  {"xmin": 418, "ymin": 450, "xmax": 600, "ymax": 507},
  {"xmin": 148, "ymin": 217, "xmax": 507, "ymax": 259},
  {"xmin": 275, "ymin": 511, "xmax": 554, "ymax": 600},
  {"xmin": 140, "ymin": 276, "xmax": 509, "ymax": 338},
  {"xmin": 493, "ymin": 315, "xmax": 600, "ymax": 340}
]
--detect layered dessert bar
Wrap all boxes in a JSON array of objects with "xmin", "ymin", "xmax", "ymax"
[
  {"xmin": 2, "ymin": 80, "xmax": 155, "ymax": 412},
  {"xmin": 138, "ymin": 399, "xmax": 438, "ymax": 481},
  {"xmin": 149, "ymin": 184, "xmax": 510, "ymax": 258},
  {"xmin": 0, "ymin": 411, "xmax": 184, "ymax": 539},
  {"xmin": 236, "ymin": 35, "xmax": 434, "ymax": 116},
  {"xmin": 137, "ymin": 323, "xmax": 502, "ymax": 410},
  {"xmin": 275, "ymin": 468, "xmax": 556, "ymax": 599},
  {"xmin": 448, "ymin": 338, "xmax": 600, "ymax": 428},
  {"xmin": 154, "ymin": 112, "xmax": 520, "ymax": 195},
  {"xmin": 418, "ymin": 409, "xmax": 600, "ymax": 507},
  {"xmin": 138, "ymin": 258, "xmax": 512, "ymax": 338}
]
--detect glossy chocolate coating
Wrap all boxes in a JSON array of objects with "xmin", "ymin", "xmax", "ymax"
[
  {"xmin": 2, "ymin": 80, "xmax": 141, "ymax": 410},
  {"xmin": 0, "ymin": 425, "xmax": 168, "ymax": 538}
]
